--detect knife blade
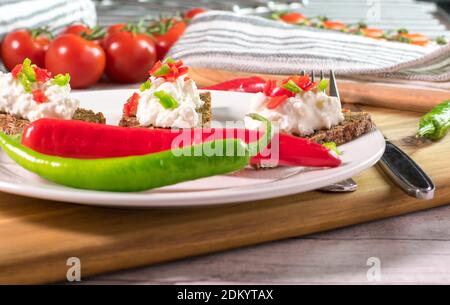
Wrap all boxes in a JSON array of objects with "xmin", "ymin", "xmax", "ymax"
[{"xmin": 378, "ymin": 138, "xmax": 435, "ymax": 200}]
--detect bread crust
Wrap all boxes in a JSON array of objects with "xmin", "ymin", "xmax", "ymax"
[
  {"xmin": 305, "ymin": 110, "xmax": 374, "ymax": 145},
  {"xmin": 0, "ymin": 108, "xmax": 106, "ymax": 135}
]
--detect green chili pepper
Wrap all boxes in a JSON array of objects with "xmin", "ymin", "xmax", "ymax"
[
  {"xmin": 154, "ymin": 90, "xmax": 179, "ymax": 109},
  {"xmin": 416, "ymin": 100, "xmax": 450, "ymax": 141},
  {"xmin": 0, "ymin": 114, "xmax": 273, "ymax": 192}
]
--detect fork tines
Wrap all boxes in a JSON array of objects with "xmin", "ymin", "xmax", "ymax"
[{"xmin": 298, "ymin": 70, "xmax": 339, "ymax": 99}]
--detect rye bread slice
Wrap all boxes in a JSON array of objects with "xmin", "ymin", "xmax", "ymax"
[
  {"xmin": 305, "ymin": 110, "xmax": 374, "ymax": 145},
  {"xmin": 119, "ymin": 92, "xmax": 212, "ymax": 128},
  {"xmin": 0, "ymin": 108, "xmax": 106, "ymax": 135},
  {"xmin": 252, "ymin": 110, "xmax": 373, "ymax": 169}
]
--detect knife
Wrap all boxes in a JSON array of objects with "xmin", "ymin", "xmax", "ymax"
[{"xmin": 378, "ymin": 138, "xmax": 435, "ymax": 200}]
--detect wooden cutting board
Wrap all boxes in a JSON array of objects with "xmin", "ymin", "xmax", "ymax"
[{"xmin": 0, "ymin": 106, "xmax": 449, "ymax": 284}]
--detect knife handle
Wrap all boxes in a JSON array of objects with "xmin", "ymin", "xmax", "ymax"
[{"xmin": 378, "ymin": 140, "xmax": 435, "ymax": 200}]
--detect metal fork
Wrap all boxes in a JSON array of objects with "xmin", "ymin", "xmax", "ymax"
[{"xmin": 302, "ymin": 70, "xmax": 359, "ymax": 193}]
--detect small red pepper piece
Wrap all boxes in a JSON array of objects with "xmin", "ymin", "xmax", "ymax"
[
  {"xmin": 32, "ymin": 89, "xmax": 48, "ymax": 104},
  {"xmin": 149, "ymin": 60, "xmax": 189, "ymax": 81},
  {"xmin": 21, "ymin": 118, "xmax": 341, "ymax": 168},
  {"xmin": 283, "ymin": 75, "xmax": 314, "ymax": 91},
  {"xmin": 263, "ymin": 79, "xmax": 277, "ymax": 96},
  {"xmin": 123, "ymin": 93, "xmax": 140, "ymax": 116},
  {"xmin": 266, "ymin": 95, "xmax": 289, "ymax": 109},
  {"xmin": 148, "ymin": 61, "xmax": 163, "ymax": 75},
  {"xmin": 11, "ymin": 64, "xmax": 23, "ymax": 79},
  {"xmin": 33, "ymin": 66, "xmax": 52, "ymax": 83}
]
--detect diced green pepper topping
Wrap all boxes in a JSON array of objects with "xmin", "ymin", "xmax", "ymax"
[
  {"xmin": 18, "ymin": 72, "xmax": 32, "ymax": 93},
  {"xmin": 154, "ymin": 90, "xmax": 179, "ymax": 109},
  {"xmin": 282, "ymin": 80, "xmax": 302, "ymax": 94},
  {"xmin": 139, "ymin": 79, "xmax": 152, "ymax": 92},
  {"xmin": 22, "ymin": 58, "xmax": 36, "ymax": 82},
  {"xmin": 52, "ymin": 73, "xmax": 71, "ymax": 86},
  {"xmin": 322, "ymin": 142, "xmax": 342, "ymax": 155},
  {"xmin": 17, "ymin": 58, "xmax": 37, "ymax": 92},
  {"xmin": 153, "ymin": 64, "xmax": 170, "ymax": 77},
  {"xmin": 164, "ymin": 57, "xmax": 175, "ymax": 64},
  {"xmin": 318, "ymin": 79, "xmax": 328, "ymax": 92}
]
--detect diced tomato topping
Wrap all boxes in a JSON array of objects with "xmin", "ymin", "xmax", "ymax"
[
  {"xmin": 263, "ymin": 79, "xmax": 277, "ymax": 96},
  {"xmin": 148, "ymin": 60, "xmax": 189, "ymax": 82},
  {"xmin": 263, "ymin": 74, "xmax": 320, "ymax": 109},
  {"xmin": 266, "ymin": 95, "xmax": 289, "ymax": 109},
  {"xmin": 176, "ymin": 66, "xmax": 188, "ymax": 76},
  {"xmin": 11, "ymin": 64, "xmax": 23, "ymax": 79},
  {"xmin": 123, "ymin": 93, "xmax": 140, "ymax": 117},
  {"xmin": 174, "ymin": 60, "xmax": 184, "ymax": 68},
  {"xmin": 148, "ymin": 61, "xmax": 163, "ymax": 75},
  {"xmin": 282, "ymin": 75, "xmax": 317, "ymax": 92},
  {"xmin": 33, "ymin": 66, "xmax": 52, "ymax": 82},
  {"xmin": 271, "ymin": 86, "xmax": 294, "ymax": 97},
  {"xmin": 32, "ymin": 89, "xmax": 48, "ymax": 104},
  {"xmin": 303, "ymin": 81, "xmax": 318, "ymax": 91}
]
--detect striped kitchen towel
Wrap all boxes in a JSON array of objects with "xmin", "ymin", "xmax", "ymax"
[
  {"xmin": 0, "ymin": 0, "xmax": 96, "ymax": 38},
  {"xmin": 168, "ymin": 11, "xmax": 450, "ymax": 86}
]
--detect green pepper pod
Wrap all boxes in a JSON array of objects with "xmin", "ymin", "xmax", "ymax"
[
  {"xmin": 417, "ymin": 100, "xmax": 450, "ymax": 141},
  {"xmin": 0, "ymin": 114, "xmax": 273, "ymax": 192}
]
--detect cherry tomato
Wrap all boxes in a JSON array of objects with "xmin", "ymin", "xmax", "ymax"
[
  {"xmin": 400, "ymin": 33, "xmax": 429, "ymax": 46},
  {"xmin": 361, "ymin": 28, "xmax": 384, "ymax": 39},
  {"xmin": 152, "ymin": 19, "xmax": 187, "ymax": 60},
  {"xmin": 103, "ymin": 31, "xmax": 157, "ymax": 83},
  {"xmin": 279, "ymin": 12, "xmax": 307, "ymax": 24},
  {"xmin": 184, "ymin": 8, "xmax": 207, "ymax": 20},
  {"xmin": 1, "ymin": 30, "xmax": 50, "ymax": 71},
  {"xmin": 107, "ymin": 23, "xmax": 126, "ymax": 35},
  {"xmin": 45, "ymin": 34, "xmax": 105, "ymax": 89},
  {"xmin": 323, "ymin": 20, "xmax": 347, "ymax": 31},
  {"xmin": 60, "ymin": 24, "xmax": 93, "ymax": 36}
]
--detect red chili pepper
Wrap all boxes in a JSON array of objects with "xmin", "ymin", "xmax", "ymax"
[
  {"xmin": 123, "ymin": 92, "xmax": 140, "ymax": 116},
  {"xmin": 203, "ymin": 77, "xmax": 266, "ymax": 93},
  {"xmin": 31, "ymin": 89, "xmax": 48, "ymax": 103},
  {"xmin": 266, "ymin": 95, "xmax": 289, "ymax": 109},
  {"xmin": 21, "ymin": 119, "xmax": 341, "ymax": 168}
]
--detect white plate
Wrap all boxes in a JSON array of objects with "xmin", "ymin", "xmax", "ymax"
[{"xmin": 0, "ymin": 89, "xmax": 385, "ymax": 208}]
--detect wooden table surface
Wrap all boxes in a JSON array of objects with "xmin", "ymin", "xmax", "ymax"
[
  {"xmin": 85, "ymin": 204, "xmax": 450, "ymax": 285},
  {"xmin": 1, "ymin": 106, "xmax": 449, "ymax": 284}
]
